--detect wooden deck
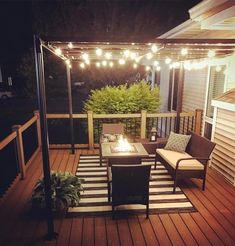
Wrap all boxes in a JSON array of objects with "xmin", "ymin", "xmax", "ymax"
[{"xmin": 0, "ymin": 149, "xmax": 235, "ymax": 246}]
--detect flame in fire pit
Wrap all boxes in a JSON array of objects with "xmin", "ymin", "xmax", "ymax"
[{"xmin": 114, "ymin": 136, "xmax": 133, "ymax": 152}]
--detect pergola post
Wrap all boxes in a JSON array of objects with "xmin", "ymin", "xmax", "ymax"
[
  {"xmin": 33, "ymin": 35, "xmax": 58, "ymax": 240},
  {"xmin": 66, "ymin": 65, "xmax": 75, "ymax": 154},
  {"xmin": 175, "ymin": 63, "xmax": 184, "ymax": 133}
]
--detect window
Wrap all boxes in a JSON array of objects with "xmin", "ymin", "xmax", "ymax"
[
  {"xmin": 206, "ymin": 65, "xmax": 226, "ymax": 118},
  {"xmin": 168, "ymin": 68, "xmax": 181, "ymax": 111}
]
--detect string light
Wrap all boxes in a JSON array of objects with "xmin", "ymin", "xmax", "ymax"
[
  {"xmin": 145, "ymin": 66, "xmax": 151, "ymax": 71},
  {"xmin": 181, "ymin": 48, "xmax": 188, "ymax": 56},
  {"xmin": 119, "ymin": 59, "xmax": 126, "ymax": 65},
  {"xmin": 96, "ymin": 62, "xmax": 101, "ymax": 68},
  {"xmin": 105, "ymin": 52, "xmax": 112, "ymax": 60},
  {"xmin": 156, "ymin": 66, "xmax": 161, "ymax": 71},
  {"xmin": 135, "ymin": 57, "xmax": 141, "ymax": 63},
  {"xmin": 68, "ymin": 42, "xmax": 73, "ymax": 49},
  {"xmin": 133, "ymin": 63, "xmax": 138, "ymax": 69},
  {"xmin": 102, "ymin": 60, "xmax": 107, "ymax": 66},
  {"xmin": 85, "ymin": 59, "xmax": 90, "ymax": 65},
  {"xmin": 55, "ymin": 48, "xmax": 62, "ymax": 56},
  {"xmin": 146, "ymin": 53, "xmax": 153, "ymax": 60},
  {"xmin": 109, "ymin": 61, "xmax": 114, "ymax": 67},
  {"xmin": 208, "ymin": 50, "xmax": 216, "ymax": 58},
  {"xmin": 124, "ymin": 50, "xmax": 130, "ymax": 58},
  {"xmin": 130, "ymin": 52, "xmax": 137, "ymax": 60},
  {"xmin": 151, "ymin": 44, "xmax": 158, "ymax": 53},
  {"xmin": 65, "ymin": 59, "xmax": 70, "ymax": 65},
  {"xmin": 82, "ymin": 53, "xmax": 89, "ymax": 60},
  {"xmin": 165, "ymin": 57, "xmax": 172, "ymax": 64},
  {"xmin": 96, "ymin": 48, "xmax": 103, "ymax": 56},
  {"xmin": 153, "ymin": 60, "xmax": 159, "ymax": 66},
  {"xmin": 80, "ymin": 63, "xmax": 85, "ymax": 69}
]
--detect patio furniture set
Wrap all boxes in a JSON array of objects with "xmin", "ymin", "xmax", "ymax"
[{"xmin": 99, "ymin": 123, "xmax": 216, "ymax": 218}]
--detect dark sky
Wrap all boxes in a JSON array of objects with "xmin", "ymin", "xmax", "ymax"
[{"xmin": 0, "ymin": 0, "xmax": 201, "ymax": 80}]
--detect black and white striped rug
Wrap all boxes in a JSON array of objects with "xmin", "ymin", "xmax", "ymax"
[{"xmin": 68, "ymin": 155, "xmax": 197, "ymax": 215}]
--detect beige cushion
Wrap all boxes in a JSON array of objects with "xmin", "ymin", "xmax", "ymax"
[
  {"xmin": 156, "ymin": 149, "xmax": 204, "ymax": 170},
  {"xmin": 164, "ymin": 132, "xmax": 191, "ymax": 153}
]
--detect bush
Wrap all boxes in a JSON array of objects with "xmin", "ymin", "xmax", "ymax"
[{"xmin": 84, "ymin": 80, "xmax": 160, "ymax": 113}]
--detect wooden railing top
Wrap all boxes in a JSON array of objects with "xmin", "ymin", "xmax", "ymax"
[
  {"xmin": 0, "ymin": 132, "xmax": 17, "ymax": 151},
  {"xmin": 46, "ymin": 111, "xmax": 196, "ymax": 119}
]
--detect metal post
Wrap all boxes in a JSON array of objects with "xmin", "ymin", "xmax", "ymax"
[
  {"xmin": 66, "ymin": 65, "xmax": 75, "ymax": 154},
  {"xmin": 175, "ymin": 64, "xmax": 184, "ymax": 133},
  {"xmin": 33, "ymin": 35, "xmax": 58, "ymax": 240}
]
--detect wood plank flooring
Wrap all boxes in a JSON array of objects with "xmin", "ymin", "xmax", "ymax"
[{"xmin": 0, "ymin": 149, "xmax": 235, "ymax": 246}]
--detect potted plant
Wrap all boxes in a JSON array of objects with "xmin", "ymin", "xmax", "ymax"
[{"xmin": 31, "ymin": 171, "xmax": 84, "ymax": 212}]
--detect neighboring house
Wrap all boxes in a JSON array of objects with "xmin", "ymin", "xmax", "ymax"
[{"xmin": 157, "ymin": 0, "xmax": 235, "ymax": 139}]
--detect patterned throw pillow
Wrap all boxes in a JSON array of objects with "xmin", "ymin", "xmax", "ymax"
[{"xmin": 164, "ymin": 132, "xmax": 191, "ymax": 153}]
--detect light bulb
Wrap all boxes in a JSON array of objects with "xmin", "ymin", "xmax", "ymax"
[
  {"xmin": 68, "ymin": 42, "xmax": 73, "ymax": 49},
  {"xmin": 153, "ymin": 60, "xmax": 159, "ymax": 66},
  {"xmin": 55, "ymin": 48, "xmax": 62, "ymax": 56},
  {"xmin": 208, "ymin": 50, "xmax": 215, "ymax": 58},
  {"xmin": 80, "ymin": 63, "xmax": 85, "ymax": 69},
  {"xmin": 151, "ymin": 44, "xmax": 158, "ymax": 53},
  {"xmin": 119, "ymin": 59, "xmax": 125, "ymax": 65},
  {"xmin": 124, "ymin": 50, "xmax": 130, "ymax": 58},
  {"xmin": 146, "ymin": 53, "xmax": 153, "ymax": 60},
  {"xmin": 96, "ymin": 48, "xmax": 103, "ymax": 56},
  {"xmin": 145, "ymin": 66, "xmax": 150, "ymax": 71},
  {"xmin": 102, "ymin": 60, "xmax": 107, "ymax": 66},
  {"xmin": 105, "ymin": 52, "xmax": 112, "ymax": 60},
  {"xmin": 133, "ymin": 63, "xmax": 138, "ymax": 69},
  {"xmin": 109, "ymin": 61, "xmax": 114, "ymax": 67},
  {"xmin": 82, "ymin": 53, "xmax": 89, "ymax": 60},
  {"xmin": 85, "ymin": 59, "xmax": 90, "ymax": 65},
  {"xmin": 96, "ymin": 62, "xmax": 101, "ymax": 67},
  {"xmin": 156, "ymin": 66, "xmax": 161, "ymax": 71},
  {"xmin": 181, "ymin": 48, "xmax": 188, "ymax": 56},
  {"xmin": 165, "ymin": 58, "xmax": 171, "ymax": 64}
]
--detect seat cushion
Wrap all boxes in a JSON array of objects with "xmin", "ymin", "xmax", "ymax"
[
  {"xmin": 164, "ymin": 132, "xmax": 191, "ymax": 153},
  {"xmin": 156, "ymin": 149, "xmax": 204, "ymax": 170}
]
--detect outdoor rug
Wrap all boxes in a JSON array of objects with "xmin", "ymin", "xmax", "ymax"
[{"xmin": 68, "ymin": 155, "xmax": 197, "ymax": 215}]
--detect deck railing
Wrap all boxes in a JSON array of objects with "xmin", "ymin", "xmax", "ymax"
[
  {"xmin": 0, "ymin": 109, "xmax": 203, "ymax": 196},
  {"xmin": 0, "ymin": 111, "xmax": 41, "ymax": 198},
  {"xmin": 47, "ymin": 109, "xmax": 203, "ymax": 149}
]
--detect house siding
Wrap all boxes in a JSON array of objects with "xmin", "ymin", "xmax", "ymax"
[{"xmin": 211, "ymin": 108, "xmax": 235, "ymax": 186}]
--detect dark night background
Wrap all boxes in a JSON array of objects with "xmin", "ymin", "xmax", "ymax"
[
  {"xmin": 0, "ymin": 0, "xmax": 201, "ymax": 138},
  {"xmin": 0, "ymin": 0, "xmax": 200, "ymax": 80}
]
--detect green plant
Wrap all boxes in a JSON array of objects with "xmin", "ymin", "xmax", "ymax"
[
  {"xmin": 84, "ymin": 80, "xmax": 160, "ymax": 113},
  {"xmin": 31, "ymin": 171, "xmax": 84, "ymax": 210}
]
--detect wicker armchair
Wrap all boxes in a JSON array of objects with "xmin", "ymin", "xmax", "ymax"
[{"xmin": 111, "ymin": 164, "xmax": 151, "ymax": 219}]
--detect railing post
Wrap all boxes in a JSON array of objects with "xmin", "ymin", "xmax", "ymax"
[
  {"xmin": 34, "ymin": 110, "xmax": 42, "ymax": 149},
  {"xmin": 140, "ymin": 110, "xmax": 147, "ymax": 139},
  {"xmin": 195, "ymin": 109, "xmax": 203, "ymax": 135},
  {"xmin": 87, "ymin": 111, "xmax": 94, "ymax": 149},
  {"xmin": 12, "ymin": 125, "xmax": 26, "ymax": 179}
]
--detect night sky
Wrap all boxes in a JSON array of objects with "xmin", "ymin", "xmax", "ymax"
[{"xmin": 0, "ymin": 0, "xmax": 201, "ymax": 80}]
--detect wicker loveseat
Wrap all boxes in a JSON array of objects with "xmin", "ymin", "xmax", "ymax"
[{"xmin": 155, "ymin": 131, "xmax": 216, "ymax": 193}]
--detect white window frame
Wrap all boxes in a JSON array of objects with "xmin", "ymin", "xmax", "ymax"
[{"xmin": 202, "ymin": 57, "xmax": 228, "ymax": 137}]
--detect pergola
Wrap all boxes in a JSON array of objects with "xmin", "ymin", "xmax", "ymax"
[{"xmin": 34, "ymin": 36, "xmax": 235, "ymax": 239}]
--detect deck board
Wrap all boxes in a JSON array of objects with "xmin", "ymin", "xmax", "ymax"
[{"xmin": 0, "ymin": 149, "xmax": 235, "ymax": 246}]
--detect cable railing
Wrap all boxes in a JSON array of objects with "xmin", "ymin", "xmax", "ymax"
[{"xmin": 47, "ymin": 109, "xmax": 203, "ymax": 149}]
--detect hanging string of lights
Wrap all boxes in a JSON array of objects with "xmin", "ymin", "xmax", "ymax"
[{"xmin": 44, "ymin": 40, "xmax": 235, "ymax": 72}]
